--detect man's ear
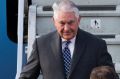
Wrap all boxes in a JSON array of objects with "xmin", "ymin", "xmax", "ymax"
[
  {"xmin": 78, "ymin": 16, "xmax": 81, "ymax": 24},
  {"xmin": 78, "ymin": 16, "xmax": 81, "ymax": 21},
  {"xmin": 52, "ymin": 17, "xmax": 56, "ymax": 26}
]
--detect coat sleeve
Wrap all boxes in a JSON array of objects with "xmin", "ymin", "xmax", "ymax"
[
  {"xmin": 19, "ymin": 39, "xmax": 40, "ymax": 79},
  {"xmin": 97, "ymin": 40, "xmax": 114, "ymax": 68},
  {"xmin": 97, "ymin": 40, "xmax": 120, "ymax": 78}
]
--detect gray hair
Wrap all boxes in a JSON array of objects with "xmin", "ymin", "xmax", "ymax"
[{"xmin": 52, "ymin": 0, "xmax": 79, "ymax": 19}]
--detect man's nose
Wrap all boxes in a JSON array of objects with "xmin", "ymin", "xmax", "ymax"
[{"xmin": 64, "ymin": 24, "xmax": 70, "ymax": 31}]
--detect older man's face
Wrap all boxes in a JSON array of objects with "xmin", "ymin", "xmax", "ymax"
[{"xmin": 53, "ymin": 11, "xmax": 80, "ymax": 40}]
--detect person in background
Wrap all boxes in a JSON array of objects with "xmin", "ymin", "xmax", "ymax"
[
  {"xmin": 90, "ymin": 66, "xmax": 119, "ymax": 79},
  {"xmin": 19, "ymin": 0, "xmax": 116, "ymax": 79}
]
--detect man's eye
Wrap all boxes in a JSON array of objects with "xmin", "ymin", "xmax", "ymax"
[
  {"xmin": 68, "ymin": 21, "xmax": 75, "ymax": 25},
  {"xmin": 60, "ymin": 22, "xmax": 65, "ymax": 25}
]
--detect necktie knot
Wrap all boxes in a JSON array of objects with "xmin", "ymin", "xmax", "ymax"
[{"xmin": 65, "ymin": 41, "xmax": 71, "ymax": 47}]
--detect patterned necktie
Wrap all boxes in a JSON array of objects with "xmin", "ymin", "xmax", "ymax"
[{"xmin": 62, "ymin": 41, "xmax": 71, "ymax": 77}]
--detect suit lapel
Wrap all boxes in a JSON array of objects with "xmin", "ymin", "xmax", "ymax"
[
  {"xmin": 50, "ymin": 32, "xmax": 65, "ymax": 78},
  {"xmin": 68, "ymin": 29, "xmax": 87, "ymax": 78}
]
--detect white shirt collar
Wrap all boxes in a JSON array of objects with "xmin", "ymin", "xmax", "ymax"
[{"xmin": 61, "ymin": 36, "xmax": 76, "ymax": 44}]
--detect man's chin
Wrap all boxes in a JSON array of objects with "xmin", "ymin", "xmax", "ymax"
[{"xmin": 63, "ymin": 36, "xmax": 73, "ymax": 40}]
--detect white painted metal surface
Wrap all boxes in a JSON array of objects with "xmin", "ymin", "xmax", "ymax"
[
  {"xmin": 15, "ymin": 0, "xmax": 24, "ymax": 78},
  {"xmin": 32, "ymin": 0, "xmax": 120, "ymax": 6},
  {"xmin": 27, "ymin": 5, "xmax": 37, "ymax": 59}
]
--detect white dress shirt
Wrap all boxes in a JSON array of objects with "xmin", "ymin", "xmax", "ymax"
[{"xmin": 62, "ymin": 36, "xmax": 76, "ymax": 58}]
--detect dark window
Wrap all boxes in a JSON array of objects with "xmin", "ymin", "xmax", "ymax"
[
  {"xmin": 7, "ymin": 0, "xmax": 31, "ymax": 43},
  {"xmin": 7, "ymin": 0, "xmax": 18, "ymax": 43}
]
